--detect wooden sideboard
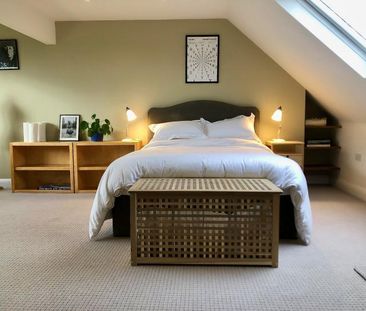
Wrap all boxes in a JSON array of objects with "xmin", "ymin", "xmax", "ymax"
[{"xmin": 10, "ymin": 141, "xmax": 141, "ymax": 193}]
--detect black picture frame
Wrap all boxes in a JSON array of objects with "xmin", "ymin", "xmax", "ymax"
[
  {"xmin": 59, "ymin": 114, "xmax": 80, "ymax": 141},
  {"xmin": 185, "ymin": 35, "xmax": 220, "ymax": 83},
  {"xmin": 0, "ymin": 39, "xmax": 20, "ymax": 70}
]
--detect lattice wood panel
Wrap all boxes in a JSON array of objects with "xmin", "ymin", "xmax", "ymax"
[
  {"xmin": 130, "ymin": 178, "xmax": 281, "ymax": 267},
  {"xmin": 130, "ymin": 178, "xmax": 281, "ymax": 193}
]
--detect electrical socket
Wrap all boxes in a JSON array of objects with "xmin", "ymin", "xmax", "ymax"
[{"xmin": 355, "ymin": 153, "xmax": 362, "ymax": 162}]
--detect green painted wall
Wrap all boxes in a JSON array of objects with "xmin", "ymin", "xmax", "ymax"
[{"xmin": 0, "ymin": 19, "xmax": 304, "ymax": 178}]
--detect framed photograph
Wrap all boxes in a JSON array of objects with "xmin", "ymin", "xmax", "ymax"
[
  {"xmin": 0, "ymin": 39, "xmax": 19, "ymax": 70},
  {"xmin": 186, "ymin": 35, "xmax": 219, "ymax": 83},
  {"xmin": 59, "ymin": 114, "xmax": 80, "ymax": 141}
]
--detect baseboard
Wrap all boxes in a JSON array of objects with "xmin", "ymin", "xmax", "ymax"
[
  {"xmin": 336, "ymin": 178, "xmax": 366, "ymax": 202},
  {"xmin": 0, "ymin": 179, "xmax": 11, "ymax": 190}
]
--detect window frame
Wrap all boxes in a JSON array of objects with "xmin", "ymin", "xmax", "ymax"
[
  {"xmin": 304, "ymin": 0, "xmax": 366, "ymax": 56},
  {"xmin": 276, "ymin": 0, "xmax": 366, "ymax": 78}
]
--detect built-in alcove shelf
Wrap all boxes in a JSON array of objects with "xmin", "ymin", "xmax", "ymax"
[
  {"xmin": 305, "ymin": 146, "xmax": 341, "ymax": 150},
  {"xmin": 304, "ymin": 91, "xmax": 341, "ymax": 185},
  {"xmin": 305, "ymin": 125, "xmax": 342, "ymax": 129},
  {"xmin": 304, "ymin": 165, "xmax": 340, "ymax": 172}
]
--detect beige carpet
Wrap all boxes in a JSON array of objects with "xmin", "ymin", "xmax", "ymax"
[
  {"xmin": 0, "ymin": 187, "xmax": 365, "ymax": 310},
  {"xmin": 354, "ymin": 267, "xmax": 366, "ymax": 281}
]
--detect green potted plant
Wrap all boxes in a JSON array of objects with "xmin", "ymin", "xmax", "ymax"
[{"xmin": 80, "ymin": 114, "xmax": 113, "ymax": 141}]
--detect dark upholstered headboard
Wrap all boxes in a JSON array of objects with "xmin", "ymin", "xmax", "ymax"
[{"xmin": 147, "ymin": 100, "xmax": 259, "ymax": 140}]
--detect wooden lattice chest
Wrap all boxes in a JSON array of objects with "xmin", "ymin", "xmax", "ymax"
[{"xmin": 129, "ymin": 178, "xmax": 282, "ymax": 267}]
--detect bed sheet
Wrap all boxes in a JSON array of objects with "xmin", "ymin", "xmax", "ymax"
[{"xmin": 89, "ymin": 138, "xmax": 312, "ymax": 244}]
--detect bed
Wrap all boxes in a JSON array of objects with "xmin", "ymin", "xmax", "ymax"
[{"xmin": 89, "ymin": 100, "xmax": 312, "ymax": 245}]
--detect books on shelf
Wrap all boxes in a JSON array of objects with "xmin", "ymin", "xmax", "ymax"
[
  {"xmin": 306, "ymin": 139, "xmax": 331, "ymax": 148},
  {"xmin": 306, "ymin": 144, "xmax": 331, "ymax": 147},
  {"xmin": 305, "ymin": 118, "xmax": 327, "ymax": 126},
  {"xmin": 307, "ymin": 139, "xmax": 331, "ymax": 144},
  {"xmin": 23, "ymin": 122, "xmax": 47, "ymax": 142},
  {"xmin": 38, "ymin": 184, "xmax": 71, "ymax": 191}
]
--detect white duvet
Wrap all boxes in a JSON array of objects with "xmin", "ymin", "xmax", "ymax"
[{"xmin": 89, "ymin": 138, "xmax": 312, "ymax": 244}]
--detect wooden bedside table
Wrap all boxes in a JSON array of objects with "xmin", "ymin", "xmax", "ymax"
[
  {"xmin": 73, "ymin": 140, "xmax": 142, "ymax": 192},
  {"xmin": 265, "ymin": 140, "xmax": 304, "ymax": 169}
]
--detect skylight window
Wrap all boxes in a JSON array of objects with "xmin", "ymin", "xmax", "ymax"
[
  {"xmin": 306, "ymin": 0, "xmax": 366, "ymax": 52},
  {"xmin": 276, "ymin": 0, "xmax": 366, "ymax": 78},
  {"xmin": 319, "ymin": 0, "xmax": 366, "ymax": 38}
]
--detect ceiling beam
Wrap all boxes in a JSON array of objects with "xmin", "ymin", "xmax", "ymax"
[{"xmin": 0, "ymin": 0, "xmax": 55, "ymax": 45}]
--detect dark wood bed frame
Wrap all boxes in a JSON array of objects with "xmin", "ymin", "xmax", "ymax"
[{"xmin": 112, "ymin": 100, "xmax": 298, "ymax": 239}]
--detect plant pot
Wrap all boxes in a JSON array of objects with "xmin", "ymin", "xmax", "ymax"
[{"xmin": 90, "ymin": 133, "xmax": 103, "ymax": 142}]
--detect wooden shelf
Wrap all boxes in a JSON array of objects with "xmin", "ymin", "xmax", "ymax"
[
  {"xmin": 78, "ymin": 166, "xmax": 108, "ymax": 171},
  {"xmin": 305, "ymin": 125, "xmax": 342, "ymax": 129},
  {"xmin": 75, "ymin": 140, "xmax": 141, "ymax": 146},
  {"xmin": 15, "ymin": 165, "xmax": 71, "ymax": 171},
  {"xmin": 304, "ymin": 92, "xmax": 341, "ymax": 184},
  {"xmin": 305, "ymin": 146, "xmax": 341, "ymax": 150},
  {"xmin": 304, "ymin": 165, "xmax": 340, "ymax": 172},
  {"xmin": 73, "ymin": 141, "xmax": 141, "ymax": 192},
  {"xmin": 10, "ymin": 142, "xmax": 74, "ymax": 193},
  {"xmin": 10, "ymin": 142, "xmax": 73, "ymax": 146},
  {"xmin": 13, "ymin": 189, "xmax": 72, "ymax": 193}
]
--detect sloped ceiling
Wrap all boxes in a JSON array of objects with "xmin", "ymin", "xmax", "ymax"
[
  {"xmin": 0, "ymin": 0, "xmax": 55, "ymax": 44},
  {"xmin": 227, "ymin": 0, "xmax": 366, "ymax": 122},
  {"xmin": 1, "ymin": 0, "xmax": 365, "ymax": 122}
]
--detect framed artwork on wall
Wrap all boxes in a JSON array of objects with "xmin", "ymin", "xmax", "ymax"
[
  {"xmin": 59, "ymin": 114, "xmax": 80, "ymax": 141},
  {"xmin": 0, "ymin": 39, "xmax": 19, "ymax": 70},
  {"xmin": 185, "ymin": 35, "xmax": 219, "ymax": 83}
]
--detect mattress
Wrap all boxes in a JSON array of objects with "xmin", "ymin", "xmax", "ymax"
[{"xmin": 89, "ymin": 138, "xmax": 312, "ymax": 244}]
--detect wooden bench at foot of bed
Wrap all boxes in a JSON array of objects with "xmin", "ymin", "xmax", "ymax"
[
  {"xmin": 128, "ymin": 178, "xmax": 282, "ymax": 267},
  {"xmin": 112, "ymin": 194, "xmax": 298, "ymax": 240}
]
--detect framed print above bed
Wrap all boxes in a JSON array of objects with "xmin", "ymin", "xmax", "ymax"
[
  {"xmin": 59, "ymin": 114, "xmax": 80, "ymax": 141},
  {"xmin": 0, "ymin": 39, "xmax": 19, "ymax": 70},
  {"xmin": 186, "ymin": 35, "xmax": 219, "ymax": 83}
]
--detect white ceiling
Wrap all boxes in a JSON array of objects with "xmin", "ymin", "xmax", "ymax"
[{"xmin": 1, "ymin": 0, "xmax": 366, "ymax": 122}]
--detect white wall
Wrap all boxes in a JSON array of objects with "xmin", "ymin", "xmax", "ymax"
[
  {"xmin": 227, "ymin": 0, "xmax": 366, "ymax": 202},
  {"xmin": 336, "ymin": 122, "xmax": 366, "ymax": 201}
]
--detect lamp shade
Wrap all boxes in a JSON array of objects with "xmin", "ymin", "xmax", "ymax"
[
  {"xmin": 271, "ymin": 106, "xmax": 282, "ymax": 122},
  {"xmin": 126, "ymin": 107, "xmax": 137, "ymax": 122}
]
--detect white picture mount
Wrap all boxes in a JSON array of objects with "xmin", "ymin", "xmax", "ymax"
[{"xmin": 186, "ymin": 35, "xmax": 219, "ymax": 83}]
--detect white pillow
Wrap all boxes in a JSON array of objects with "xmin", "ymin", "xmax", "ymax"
[
  {"xmin": 203, "ymin": 114, "xmax": 261, "ymax": 141},
  {"xmin": 149, "ymin": 120, "xmax": 206, "ymax": 141}
]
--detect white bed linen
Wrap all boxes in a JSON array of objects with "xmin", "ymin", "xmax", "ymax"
[{"xmin": 89, "ymin": 138, "xmax": 312, "ymax": 244}]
